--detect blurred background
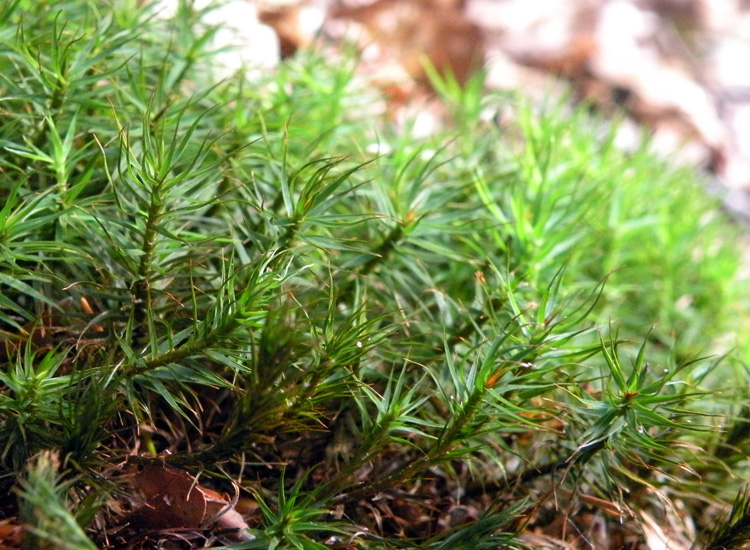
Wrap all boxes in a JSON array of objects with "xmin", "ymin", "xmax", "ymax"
[{"xmin": 197, "ymin": 0, "xmax": 750, "ymax": 220}]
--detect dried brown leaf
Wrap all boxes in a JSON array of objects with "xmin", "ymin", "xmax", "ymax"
[{"xmin": 130, "ymin": 464, "xmax": 253, "ymax": 542}]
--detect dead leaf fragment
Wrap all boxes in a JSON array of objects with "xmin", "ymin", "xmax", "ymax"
[
  {"xmin": 331, "ymin": 0, "xmax": 484, "ymax": 87},
  {"xmin": 0, "ymin": 518, "xmax": 23, "ymax": 549},
  {"xmin": 130, "ymin": 464, "xmax": 254, "ymax": 542}
]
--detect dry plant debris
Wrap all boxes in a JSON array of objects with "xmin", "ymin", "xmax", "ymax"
[{"xmin": 127, "ymin": 463, "xmax": 253, "ymax": 542}]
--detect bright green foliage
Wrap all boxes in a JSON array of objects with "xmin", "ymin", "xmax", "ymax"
[
  {"xmin": 1, "ymin": 1, "xmax": 749, "ymax": 549},
  {"xmin": 17, "ymin": 451, "xmax": 100, "ymax": 550}
]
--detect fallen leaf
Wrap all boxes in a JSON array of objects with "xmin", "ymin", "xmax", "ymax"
[
  {"xmin": 331, "ymin": 0, "xmax": 484, "ymax": 87},
  {"xmin": 0, "ymin": 518, "xmax": 23, "ymax": 549},
  {"xmin": 130, "ymin": 463, "xmax": 254, "ymax": 542}
]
